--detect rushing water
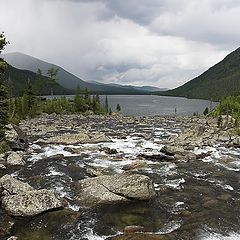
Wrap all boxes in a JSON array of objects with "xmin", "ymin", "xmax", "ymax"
[{"xmin": 1, "ymin": 116, "xmax": 240, "ymax": 240}]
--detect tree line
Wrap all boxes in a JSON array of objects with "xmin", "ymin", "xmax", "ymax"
[{"xmin": 0, "ymin": 33, "xmax": 121, "ymax": 151}]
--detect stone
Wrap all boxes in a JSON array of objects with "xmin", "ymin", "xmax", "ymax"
[
  {"xmin": 6, "ymin": 152, "xmax": 25, "ymax": 166},
  {"xmin": 0, "ymin": 175, "xmax": 34, "ymax": 195},
  {"xmin": 101, "ymin": 147, "xmax": 118, "ymax": 155},
  {"xmin": 122, "ymin": 161, "xmax": 147, "ymax": 171},
  {"xmin": 138, "ymin": 153, "xmax": 175, "ymax": 162},
  {"xmin": 5, "ymin": 124, "xmax": 28, "ymax": 151},
  {"xmin": 2, "ymin": 189, "xmax": 63, "ymax": 217},
  {"xmin": 75, "ymin": 173, "xmax": 156, "ymax": 207}
]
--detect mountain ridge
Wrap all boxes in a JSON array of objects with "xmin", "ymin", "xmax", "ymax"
[{"xmin": 157, "ymin": 47, "xmax": 240, "ymax": 101}]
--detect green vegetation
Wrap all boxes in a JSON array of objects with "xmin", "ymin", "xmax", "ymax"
[
  {"xmin": 0, "ymin": 33, "xmax": 9, "ymax": 140},
  {"xmin": 116, "ymin": 103, "xmax": 121, "ymax": 112},
  {"xmin": 158, "ymin": 47, "xmax": 240, "ymax": 101},
  {"xmin": 212, "ymin": 96, "xmax": 240, "ymax": 118},
  {"xmin": 212, "ymin": 96, "xmax": 240, "ymax": 134}
]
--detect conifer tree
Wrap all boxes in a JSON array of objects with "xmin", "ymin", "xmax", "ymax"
[
  {"xmin": 116, "ymin": 103, "xmax": 121, "ymax": 112},
  {"xmin": 0, "ymin": 33, "xmax": 9, "ymax": 139},
  {"xmin": 105, "ymin": 96, "xmax": 109, "ymax": 114},
  {"xmin": 47, "ymin": 67, "xmax": 58, "ymax": 96}
]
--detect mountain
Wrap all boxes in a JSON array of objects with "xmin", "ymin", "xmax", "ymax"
[
  {"xmin": 2, "ymin": 52, "xmax": 153, "ymax": 95},
  {"xmin": 157, "ymin": 47, "xmax": 240, "ymax": 101},
  {"xmin": 89, "ymin": 81, "xmax": 167, "ymax": 92},
  {"xmin": 4, "ymin": 65, "xmax": 73, "ymax": 96}
]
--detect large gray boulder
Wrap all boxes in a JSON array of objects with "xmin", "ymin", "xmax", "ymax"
[
  {"xmin": 0, "ymin": 175, "xmax": 34, "ymax": 194},
  {"xmin": 0, "ymin": 175, "xmax": 63, "ymax": 217},
  {"xmin": 2, "ymin": 189, "xmax": 63, "ymax": 217},
  {"xmin": 44, "ymin": 132, "xmax": 111, "ymax": 145},
  {"xmin": 6, "ymin": 152, "xmax": 25, "ymax": 166},
  {"xmin": 75, "ymin": 173, "xmax": 156, "ymax": 207}
]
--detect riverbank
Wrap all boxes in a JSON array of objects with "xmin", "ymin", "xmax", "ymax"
[{"xmin": 0, "ymin": 113, "xmax": 240, "ymax": 239}]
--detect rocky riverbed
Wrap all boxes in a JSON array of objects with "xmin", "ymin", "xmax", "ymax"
[{"xmin": 0, "ymin": 113, "xmax": 240, "ymax": 240}]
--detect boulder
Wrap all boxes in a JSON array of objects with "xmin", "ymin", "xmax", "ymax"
[
  {"xmin": 0, "ymin": 175, "xmax": 34, "ymax": 195},
  {"xmin": 0, "ymin": 175, "xmax": 63, "ymax": 217},
  {"xmin": 6, "ymin": 152, "xmax": 25, "ymax": 166},
  {"xmin": 75, "ymin": 173, "xmax": 156, "ymax": 207},
  {"xmin": 5, "ymin": 124, "xmax": 28, "ymax": 151},
  {"xmin": 101, "ymin": 147, "xmax": 118, "ymax": 155},
  {"xmin": 2, "ymin": 189, "xmax": 63, "ymax": 217},
  {"xmin": 45, "ymin": 132, "xmax": 111, "ymax": 145},
  {"xmin": 122, "ymin": 161, "xmax": 147, "ymax": 171},
  {"xmin": 138, "ymin": 153, "xmax": 175, "ymax": 162}
]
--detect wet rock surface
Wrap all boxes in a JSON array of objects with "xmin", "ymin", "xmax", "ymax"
[{"xmin": 75, "ymin": 173, "xmax": 156, "ymax": 207}]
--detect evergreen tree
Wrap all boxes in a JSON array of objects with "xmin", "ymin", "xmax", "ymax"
[
  {"xmin": 23, "ymin": 79, "xmax": 37, "ymax": 118},
  {"xmin": 35, "ymin": 68, "xmax": 45, "ymax": 96},
  {"xmin": 96, "ymin": 94, "xmax": 100, "ymax": 104},
  {"xmin": 84, "ymin": 88, "xmax": 89, "ymax": 102},
  {"xmin": 0, "ymin": 33, "xmax": 9, "ymax": 139},
  {"xmin": 116, "ymin": 103, "xmax": 121, "ymax": 112},
  {"xmin": 203, "ymin": 107, "xmax": 209, "ymax": 116},
  {"xmin": 74, "ymin": 85, "xmax": 84, "ymax": 112},
  {"xmin": 47, "ymin": 67, "xmax": 58, "ymax": 96},
  {"xmin": 105, "ymin": 96, "xmax": 109, "ymax": 113}
]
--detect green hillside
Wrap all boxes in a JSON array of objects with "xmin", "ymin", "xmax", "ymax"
[
  {"xmin": 158, "ymin": 47, "xmax": 240, "ymax": 101},
  {"xmin": 4, "ymin": 65, "xmax": 73, "ymax": 96}
]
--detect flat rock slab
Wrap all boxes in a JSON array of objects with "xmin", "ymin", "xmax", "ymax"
[
  {"xmin": 0, "ymin": 175, "xmax": 34, "ymax": 195},
  {"xmin": 0, "ymin": 175, "xmax": 63, "ymax": 217},
  {"xmin": 75, "ymin": 173, "xmax": 156, "ymax": 207},
  {"xmin": 2, "ymin": 189, "xmax": 63, "ymax": 217},
  {"xmin": 44, "ymin": 132, "xmax": 111, "ymax": 145}
]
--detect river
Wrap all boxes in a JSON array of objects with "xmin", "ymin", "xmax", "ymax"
[{"xmin": 1, "ymin": 114, "xmax": 239, "ymax": 240}]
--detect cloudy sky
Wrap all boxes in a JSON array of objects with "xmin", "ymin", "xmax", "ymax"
[{"xmin": 1, "ymin": 0, "xmax": 240, "ymax": 88}]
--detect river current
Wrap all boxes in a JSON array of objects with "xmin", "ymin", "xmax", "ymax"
[{"xmin": 1, "ymin": 115, "xmax": 240, "ymax": 240}]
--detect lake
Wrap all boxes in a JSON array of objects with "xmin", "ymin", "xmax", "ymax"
[{"xmin": 100, "ymin": 95, "xmax": 217, "ymax": 116}]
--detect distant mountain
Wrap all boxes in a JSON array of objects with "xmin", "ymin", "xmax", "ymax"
[
  {"xmin": 90, "ymin": 81, "xmax": 167, "ymax": 92},
  {"xmin": 2, "ymin": 52, "xmax": 154, "ymax": 95},
  {"xmin": 158, "ymin": 47, "xmax": 240, "ymax": 101},
  {"xmin": 4, "ymin": 65, "xmax": 73, "ymax": 96}
]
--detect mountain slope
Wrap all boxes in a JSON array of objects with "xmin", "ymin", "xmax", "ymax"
[
  {"xmin": 2, "ymin": 52, "xmax": 152, "ymax": 94},
  {"xmin": 158, "ymin": 47, "xmax": 240, "ymax": 101},
  {"xmin": 4, "ymin": 65, "xmax": 73, "ymax": 96}
]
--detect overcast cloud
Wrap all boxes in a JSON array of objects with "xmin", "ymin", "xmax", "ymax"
[{"xmin": 0, "ymin": 0, "xmax": 239, "ymax": 88}]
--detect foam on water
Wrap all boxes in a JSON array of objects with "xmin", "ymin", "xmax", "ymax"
[{"xmin": 200, "ymin": 231, "xmax": 240, "ymax": 240}]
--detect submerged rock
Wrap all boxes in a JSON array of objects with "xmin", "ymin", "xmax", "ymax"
[
  {"xmin": 75, "ymin": 173, "xmax": 156, "ymax": 207},
  {"xmin": 108, "ymin": 233, "xmax": 174, "ymax": 240}
]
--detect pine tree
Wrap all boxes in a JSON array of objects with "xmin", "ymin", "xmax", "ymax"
[
  {"xmin": 105, "ymin": 96, "xmax": 109, "ymax": 114},
  {"xmin": 0, "ymin": 33, "xmax": 9, "ymax": 140},
  {"xmin": 74, "ymin": 85, "xmax": 85, "ymax": 112},
  {"xmin": 203, "ymin": 107, "xmax": 209, "ymax": 116},
  {"xmin": 23, "ymin": 79, "xmax": 37, "ymax": 118},
  {"xmin": 47, "ymin": 67, "xmax": 58, "ymax": 96},
  {"xmin": 116, "ymin": 103, "xmax": 121, "ymax": 112},
  {"xmin": 35, "ymin": 69, "xmax": 45, "ymax": 96}
]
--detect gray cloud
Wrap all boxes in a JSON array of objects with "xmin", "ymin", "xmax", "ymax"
[{"xmin": 0, "ymin": 0, "xmax": 238, "ymax": 88}]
